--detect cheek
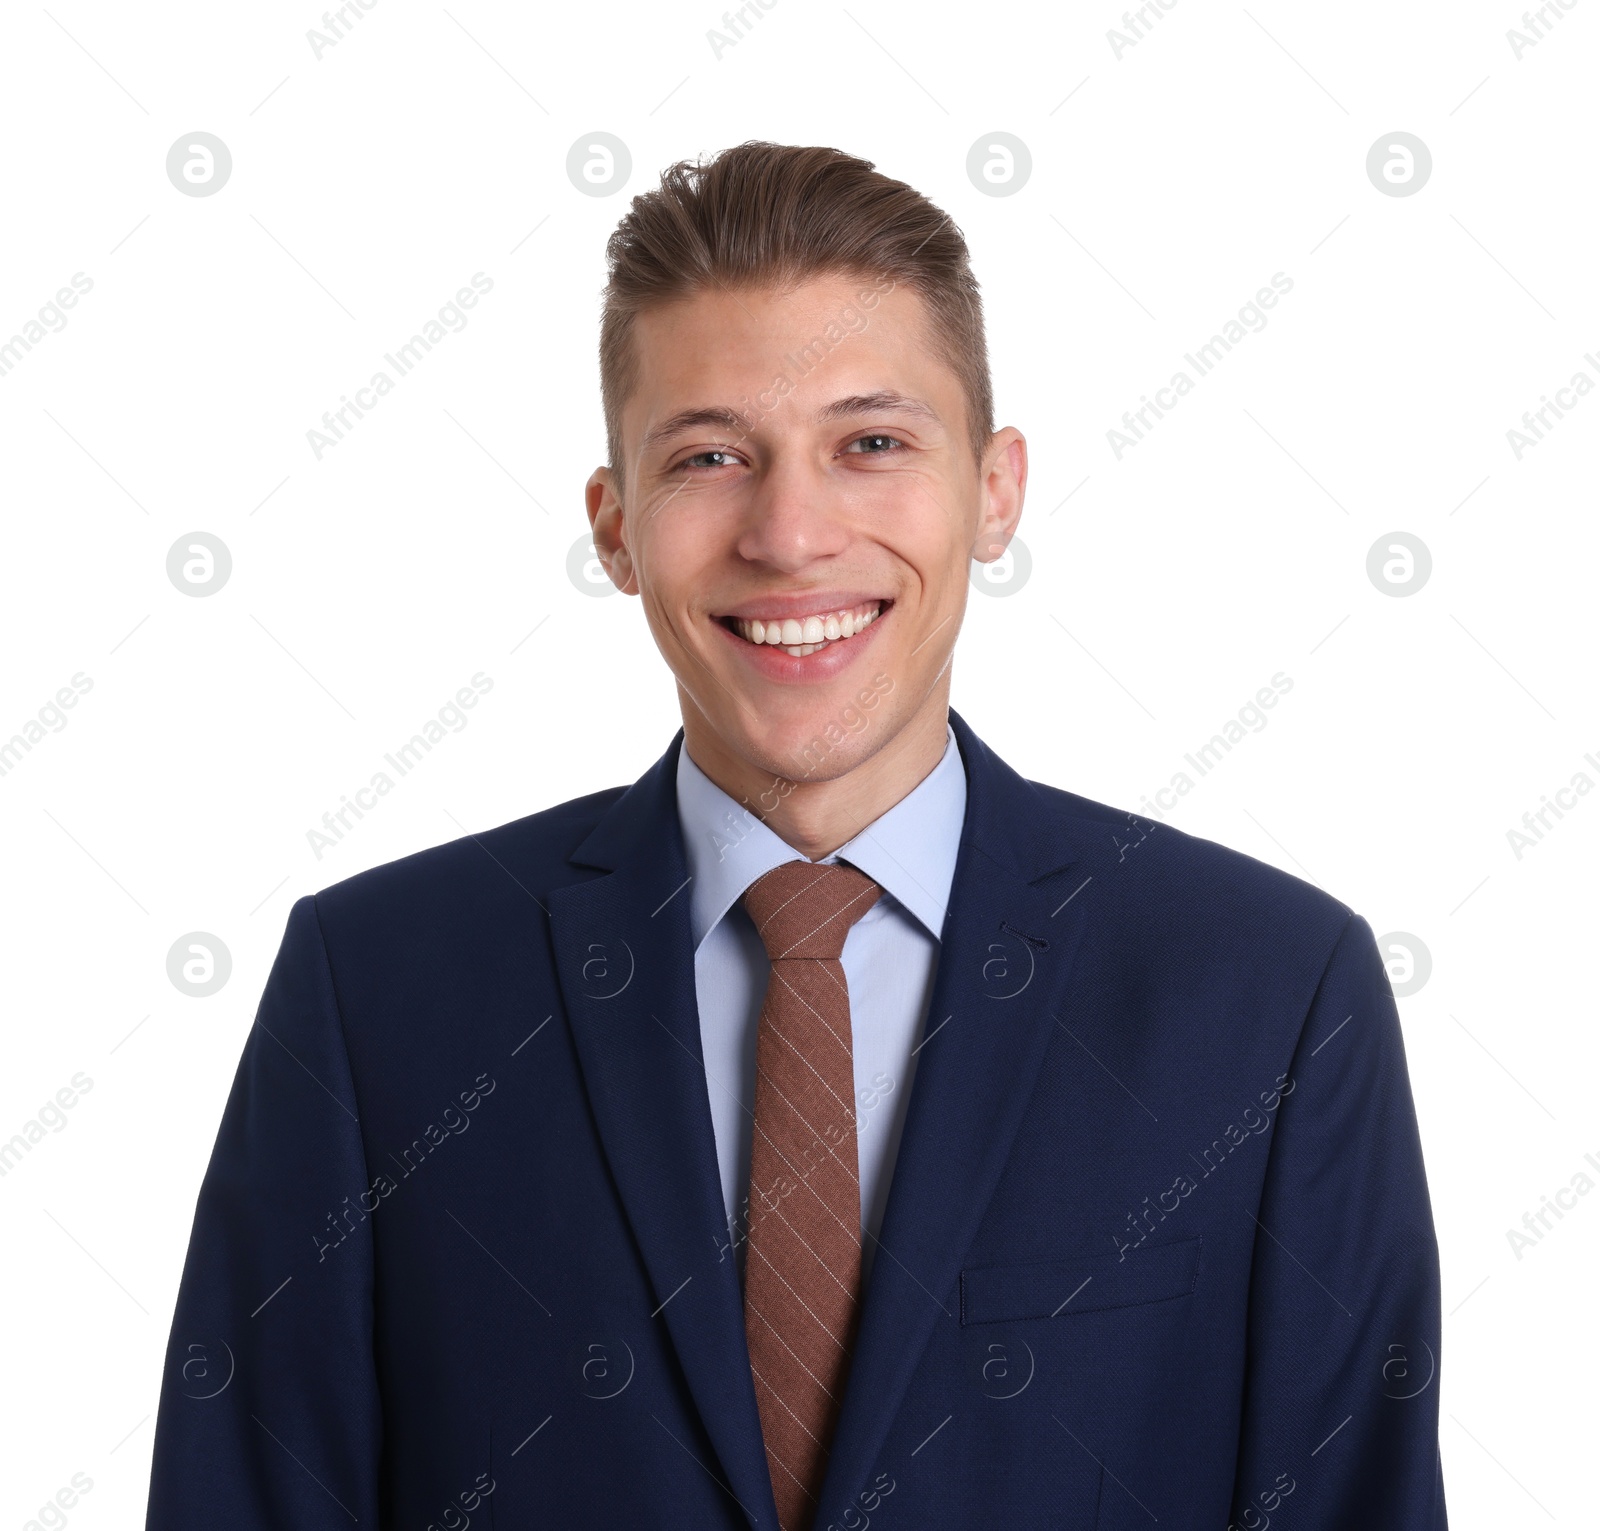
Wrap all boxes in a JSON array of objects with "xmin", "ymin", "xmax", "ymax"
[
  {"xmin": 895, "ymin": 553, "xmax": 972, "ymax": 671},
  {"xmin": 884, "ymin": 492, "xmax": 978, "ymax": 584},
  {"xmin": 638, "ymin": 587, "xmax": 692, "ymax": 653},
  {"xmin": 906, "ymin": 536, "xmax": 973, "ymax": 613},
  {"xmin": 633, "ymin": 495, "xmax": 730, "ymax": 588},
  {"xmin": 630, "ymin": 525, "xmax": 697, "ymax": 609},
  {"xmin": 635, "ymin": 564, "xmax": 719, "ymax": 667}
]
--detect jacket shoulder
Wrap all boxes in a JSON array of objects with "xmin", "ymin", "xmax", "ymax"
[
  {"xmin": 308, "ymin": 784, "xmax": 626, "ymax": 926},
  {"xmin": 1025, "ymin": 776, "xmax": 1355, "ymax": 946}
]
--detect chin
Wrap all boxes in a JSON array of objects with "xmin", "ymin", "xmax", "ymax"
[{"xmin": 732, "ymin": 689, "xmax": 902, "ymax": 788}]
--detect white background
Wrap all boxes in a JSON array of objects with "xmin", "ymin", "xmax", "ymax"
[{"xmin": 2, "ymin": 0, "xmax": 1595, "ymax": 1523}]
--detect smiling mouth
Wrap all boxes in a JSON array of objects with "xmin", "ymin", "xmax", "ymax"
[{"xmin": 719, "ymin": 600, "xmax": 885, "ymax": 657}]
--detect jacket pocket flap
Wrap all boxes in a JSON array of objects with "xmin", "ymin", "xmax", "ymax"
[{"xmin": 960, "ymin": 1235, "xmax": 1201, "ymax": 1325}]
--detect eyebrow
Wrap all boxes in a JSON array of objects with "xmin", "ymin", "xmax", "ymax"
[
  {"xmin": 638, "ymin": 391, "xmax": 943, "ymax": 456},
  {"xmin": 639, "ymin": 406, "xmax": 749, "ymax": 455},
  {"xmin": 819, "ymin": 391, "xmax": 942, "ymax": 428}
]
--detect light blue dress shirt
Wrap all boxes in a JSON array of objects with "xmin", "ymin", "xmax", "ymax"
[{"xmin": 674, "ymin": 725, "xmax": 967, "ymax": 1284}]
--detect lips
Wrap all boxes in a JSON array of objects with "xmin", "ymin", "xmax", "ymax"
[{"xmin": 722, "ymin": 600, "xmax": 883, "ymax": 658}]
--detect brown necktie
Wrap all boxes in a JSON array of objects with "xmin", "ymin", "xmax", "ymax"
[{"xmin": 740, "ymin": 860, "xmax": 882, "ymax": 1531}]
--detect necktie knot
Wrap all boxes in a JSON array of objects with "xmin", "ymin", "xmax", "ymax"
[{"xmin": 742, "ymin": 860, "xmax": 882, "ymax": 963}]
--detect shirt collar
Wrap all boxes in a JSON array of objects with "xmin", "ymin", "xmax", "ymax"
[{"xmin": 675, "ymin": 724, "xmax": 967, "ymax": 951}]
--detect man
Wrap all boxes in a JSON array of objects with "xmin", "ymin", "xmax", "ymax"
[{"xmin": 146, "ymin": 142, "xmax": 1447, "ymax": 1529}]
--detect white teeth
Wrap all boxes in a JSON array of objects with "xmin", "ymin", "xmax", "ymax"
[{"xmin": 730, "ymin": 601, "xmax": 883, "ymax": 649}]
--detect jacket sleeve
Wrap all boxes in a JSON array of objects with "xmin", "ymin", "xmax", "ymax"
[
  {"xmin": 145, "ymin": 895, "xmax": 383, "ymax": 1528},
  {"xmin": 1227, "ymin": 912, "xmax": 1447, "ymax": 1529}
]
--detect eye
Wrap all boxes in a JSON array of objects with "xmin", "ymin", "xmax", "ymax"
[
  {"xmin": 674, "ymin": 448, "xmax": 744, "ymax": 472},
  {"xmin": 843, "ymin": 433, "xmax": 906, "ymax": 456}
]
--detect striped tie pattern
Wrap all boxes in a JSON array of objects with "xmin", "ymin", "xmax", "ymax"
[{"xmin": 740, "ymin": 859, "xmax": 882, "ymax": 1531}]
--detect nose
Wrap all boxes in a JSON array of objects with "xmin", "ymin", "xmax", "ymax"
[{"xmin": 735, "ymin": 453, "xmax": 852, "ymax": 573}]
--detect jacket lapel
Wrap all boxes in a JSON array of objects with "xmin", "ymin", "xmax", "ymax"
[
  {"xmin": 547, "ymin": 734, "xmax": 776, "ymax": 1528},
  {"xmin": 812, "ymin": 712, "xmax": 1101, "ymax": 1528}
]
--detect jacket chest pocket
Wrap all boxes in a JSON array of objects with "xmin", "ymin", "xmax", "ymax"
[{"xmin": 959, "ymin": 1234, "xmax": 1201, "ymax": 1324}]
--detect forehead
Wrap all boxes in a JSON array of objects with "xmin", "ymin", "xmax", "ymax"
[{"xmin": 623, "ymin": 274, "xmax": 957, "ymax": 445}]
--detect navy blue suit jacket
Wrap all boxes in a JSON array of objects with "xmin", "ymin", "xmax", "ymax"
[{"xmin": 146, "ymin": 713, "xmax": 1447, "ymax": 1529}]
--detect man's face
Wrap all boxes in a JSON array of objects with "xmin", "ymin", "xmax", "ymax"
[{"xmin": 587, "ymin": 272, "xmax": 1025, "ymax": 789}]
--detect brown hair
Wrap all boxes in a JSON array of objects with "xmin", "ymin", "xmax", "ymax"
[{"xmin": 599, "ymin": 141, "xmax": 993, "ymax": 494}]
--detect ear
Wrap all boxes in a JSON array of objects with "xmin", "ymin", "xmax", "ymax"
[
  {"xmin": 969, "ymin": 427, "xmax": 1028, "ymax": 565},
  {"xmin": 585, "ymin": 467, "xmax": 640, "ymax": 596}
]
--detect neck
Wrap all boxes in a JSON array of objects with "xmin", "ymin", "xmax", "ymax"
[{"xmin": 680, "ymin": 683, "xmax": 952, "ymax": 861}]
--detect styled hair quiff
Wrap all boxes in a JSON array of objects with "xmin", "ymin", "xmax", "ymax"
[{"xmin": 598, "ymin": 141, "xmax": 994, "ymax": 493}]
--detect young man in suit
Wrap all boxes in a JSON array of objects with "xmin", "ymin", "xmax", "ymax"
[{"xmin": 146, "ymin": 142, "xmax": 1448, "ymax": 1530}]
